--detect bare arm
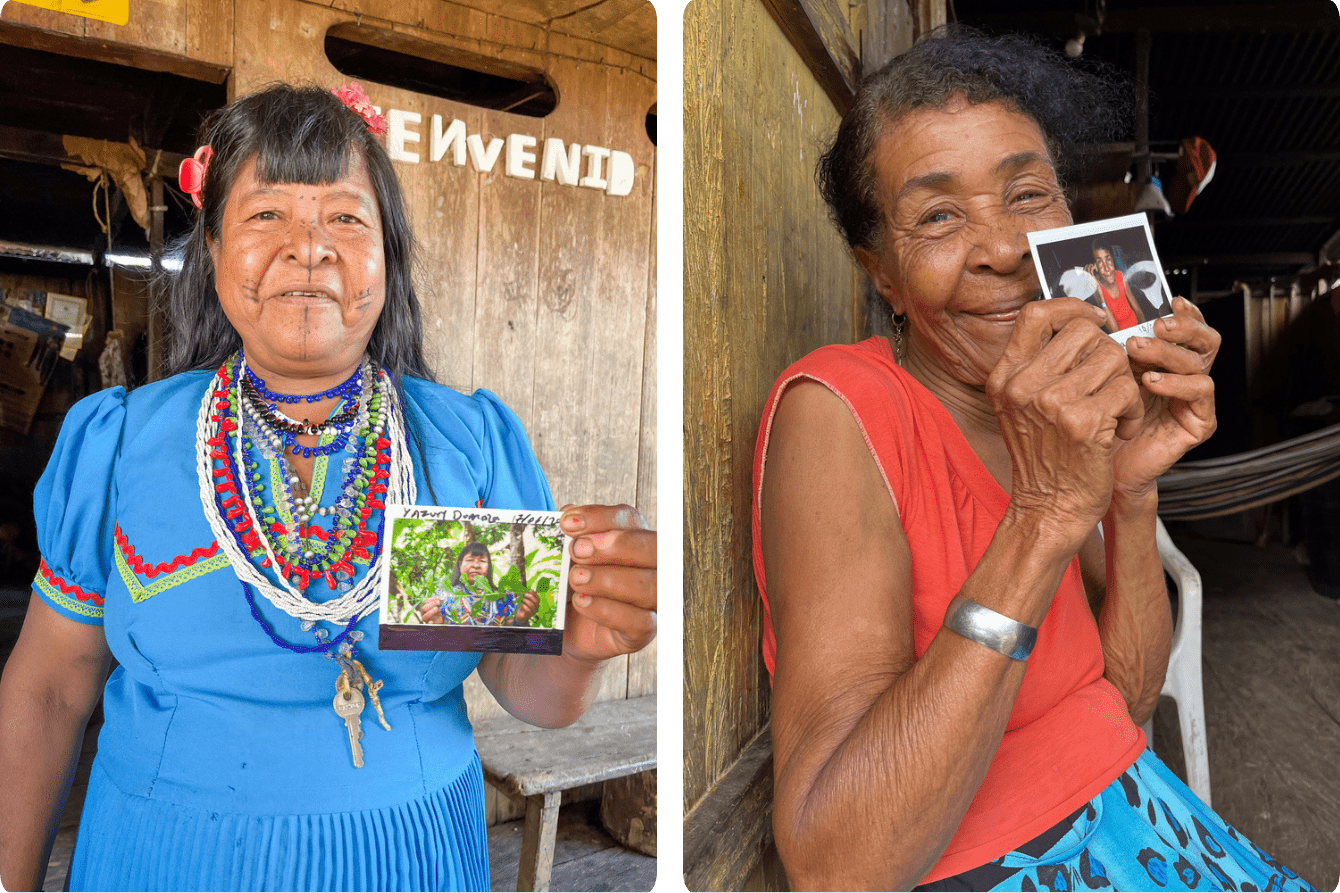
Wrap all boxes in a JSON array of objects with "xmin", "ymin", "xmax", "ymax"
[
  {"xmin": 0, "ymin": 595, "xmax": 111, "ymax": 891},
  {"xmin": 1077, "ymin": 496, "xmax": 1174, "ymax": 726},
  {"xmin": 1091, "ymin": 297, "xmax": 1220, "ymax": 723},
  {"xmin": 764, "ymin": 301, "xmax": 1143, "ymax": 890},
  {"xmin": 478, "ymin": 505, "xmax": 655, "ymax": 729}
]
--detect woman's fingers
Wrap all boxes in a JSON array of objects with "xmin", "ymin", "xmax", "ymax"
[
  {"xmin": 568, "ymin": 591, "xmax": 657, "ymax": 649},
  {"xmin": 417, "ymin": 597, "xmax": 443, "ymax": 625},
  {"xmin": 995, "ymin": 298, "xmax": 1108, "ymax": 374},
  {"xmin": 1143, "ymin": 369, "xmax": 1218, "ymax": 433},
  {"xmin": 561, "ymin": 503, "xmax": 651, "ymax": 537},
  {"xmin": 562, "ymin": 504, "xmax": 655, "ymax": 571},
  {"xmin": 558, "ymin": 502, "xmax": 658, "ymax": 627},
  {"xmin": 569, "ymin": 562, "xmax": 656, "ymax": 611},
  {"xmin": 1126, "ymin": 298, "xmax": 1220, "ymax": 375}
]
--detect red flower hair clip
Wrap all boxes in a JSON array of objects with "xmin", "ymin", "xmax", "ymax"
[
  {"xmin": 333, "ymin": 82, "xmax": 388, "ymax": 137},
  {"xmin": 178, "ymin": 145, "xmax": 213, "ymax": 210}
]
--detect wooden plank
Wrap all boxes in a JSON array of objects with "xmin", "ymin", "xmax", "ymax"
[
  {"xmin": 525, "ymin": 53, "xmax": 651, "ymax": 707},
  {"xmin": 470, "ymin": 104, "xmax": 542, "ymax": 426},
  {"xmin": 756, "ymin": 0, "xmax": 859, "ymax": 115},
  {"xmin": 0, "ymin": 19, "xmax": 230, "ymax": 82},
  {"xmin": 487, "ymin": 802, "xmax": 657, "ymax": 893},
  {"xmin": 681, "ymin": 0, "xmax": 725, "ymax": 815},
  {"xmin": 413, "ymin": 99, "xmax": 484, "ymax": 391},
  {"xmin": 547, "ymin": 0, "xmax": 656, "ymax": 62},
  {"xmin": 474, "ymin": 695, "xmax": 656, "ymax": 797},
  {"xmin": 185, "ymin": 0, "xmax": 232, "ymax": 68},
  {"xmin": 635, "ymin": 165, "xmax": 657, "ymax": 528},
  {"xmin": 0, "ymin": 3, "xmax": 85, "ymax": 38},
  {"xmin": 683, "ymin": 724, "xmax": 777, "ymax": 892},
  {"xmin": 686, "ymin": 0, "xmax": 859, "ymax": 815},
  {"xmin": 518, "ymin": 791, "xmax": 561, "ymax": 891},
  {"xmin": 84, "ymin": 0, "xmax": 186, "ymax": 56}
]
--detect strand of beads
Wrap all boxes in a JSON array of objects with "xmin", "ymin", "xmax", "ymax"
[
  {"xmin": 240, "ymin": 348, "xmax": 364, "ymax": 404},
  {"xmin": 238, "ymin": 360, "xmax": 373, "ymax": 460},
  {"xmin": 196, "ymin": 352, "xmax": 414, "ymax": 625},
  {"xmin": 239, "ymin": 381, "xmax": 390, "ymax": 590}
]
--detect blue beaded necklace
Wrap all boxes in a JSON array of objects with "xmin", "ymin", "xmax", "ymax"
[{"xmin": 241, "ymin": 348, "xmax": 365, "ymax": 404}]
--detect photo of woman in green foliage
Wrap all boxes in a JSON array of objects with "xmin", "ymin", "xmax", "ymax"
[{"xmin": 388, "ymin": 518, "xmax": 565, "ymax": 630}]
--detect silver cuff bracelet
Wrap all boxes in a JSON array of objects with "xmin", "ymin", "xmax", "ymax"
[{"xmin": 943, "ymin": 595, "xmax": 1038, "ymax": 661}]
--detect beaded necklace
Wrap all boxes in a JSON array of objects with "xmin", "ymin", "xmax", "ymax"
[{"xmin": 195, "ymin": 352, "xmax": 415, "ymax": 626}]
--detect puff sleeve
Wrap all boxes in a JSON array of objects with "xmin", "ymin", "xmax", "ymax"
[{"xmin": 31, "ymin": 387, "xmax": 128, "ymax": 625}]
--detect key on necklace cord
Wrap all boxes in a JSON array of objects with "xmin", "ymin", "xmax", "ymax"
[{"xmin": 334, "ymin": 669, "xmax": 366, "ymax": 768}]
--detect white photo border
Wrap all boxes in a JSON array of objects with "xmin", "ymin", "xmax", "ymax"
[
  {"xmin": 1028, "ymin": 212, "xmax": 1176, "ymax": 346},
  {"xmin": 377, "ymin": 504, "xmax": 571, "ymax": 654}
]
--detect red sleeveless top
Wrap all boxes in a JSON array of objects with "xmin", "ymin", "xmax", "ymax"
[
  {"xmin": 751, "ymin": 337, "xmax": 1144, "ymax": 883},
  {"xmin": 1099, "ymin": 270, "xmax": 1139, "ymax": 330}
]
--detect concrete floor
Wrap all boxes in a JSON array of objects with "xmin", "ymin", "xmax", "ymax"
[{"xmin": 1157, "ymin": 527, "xmax": 1340, "ymax": 891}]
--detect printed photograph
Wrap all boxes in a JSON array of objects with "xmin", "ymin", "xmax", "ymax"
[
  {"xmin": 379, "ymin": 505, "xmax": 569, "ymax": 654},
  {"xmin": 1029, "ymin": 212, "xmax": 1175, "ymax": 345}
]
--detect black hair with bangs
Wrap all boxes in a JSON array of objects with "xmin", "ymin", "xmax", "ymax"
[{"xmin": 160, "ymin": 82, "xmax": 432, "ymax": 381}]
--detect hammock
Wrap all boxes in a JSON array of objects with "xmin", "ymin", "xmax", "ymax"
[{"xmin": 1157, "ymin": 421, "xmax": 1340, "ymax": 520}]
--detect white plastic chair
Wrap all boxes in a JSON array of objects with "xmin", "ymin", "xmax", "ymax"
[
  {"xmin": 1096, "ymin": 517, "xmax": 1211, "ymax": 805},
  {"xmin": 1146, "ymin": 517, "xmax": 1212, "ymax": 806}
]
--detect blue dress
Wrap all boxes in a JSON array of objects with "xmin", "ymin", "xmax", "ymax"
[{"xmin": 31, "ymin": 372, "xmax": 554, "ymax": 892}]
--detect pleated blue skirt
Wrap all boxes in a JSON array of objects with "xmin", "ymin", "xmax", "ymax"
[{"xmin": 67, "ymin": 754, "xmax": 491, "ymax": 892}]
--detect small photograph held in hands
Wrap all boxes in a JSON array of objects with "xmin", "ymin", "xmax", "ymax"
[
  {"xmin": 379, "ymin": 505, "xmax": 570, "ymax": 655},
  {"xmin": 1029, "ymin": 212, "xmax": 1176, "ymax": 346}
]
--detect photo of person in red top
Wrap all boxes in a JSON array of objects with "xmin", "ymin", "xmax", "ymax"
[{"xmin": 1086, "ymin": 241, "xmax": 1168, "ymax": 334}]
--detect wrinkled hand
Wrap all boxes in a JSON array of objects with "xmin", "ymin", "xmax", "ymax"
[
  {"xmin": 417, "ymin": 596, "xmax": 445, "ymax": 625},
  {"xmin": 1112, "ymin": 297, "xmax": 1219, "ymax": 499},
  {"xmin": 560, "ymin": 504, "xmax": 656, "ymax": 664},
  {"xmin": 986, "ymin": 298, "xmax": 1145, "ymax": 551},
  {"xmin": 510, "ymin": 591, "xmax": 539, "ymax": 625}
]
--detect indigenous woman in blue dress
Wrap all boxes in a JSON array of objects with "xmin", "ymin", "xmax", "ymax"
[
  {"xmin": 0, "ymin": 82, "xmax": 656, "ymax": 892},
  {"xmin": 420, "ymin": 542, "xmax": 540, "ymax": 627}
]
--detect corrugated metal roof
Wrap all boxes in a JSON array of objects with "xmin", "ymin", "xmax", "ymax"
[{"xmin": 956, "ymin": 0, "xmax": 1340, "ymax": 293}]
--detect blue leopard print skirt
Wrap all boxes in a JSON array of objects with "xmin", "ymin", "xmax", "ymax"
[{"xmin": 918, "ymin": 751, "xmax": 1317, "ymax": 891}]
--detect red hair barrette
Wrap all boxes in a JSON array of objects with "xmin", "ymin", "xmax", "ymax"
[
  {"xmin": 333, "ymin": 82, "xmax": 388, "ymax": 137},
  {"xmin": 178, "ymin": 145, "xmax": 213, "ymax": 210}
]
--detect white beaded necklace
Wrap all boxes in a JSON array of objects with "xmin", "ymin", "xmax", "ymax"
[{"xmin": 195, "ymin": 354, "xmax": 416, "ymax": 625}]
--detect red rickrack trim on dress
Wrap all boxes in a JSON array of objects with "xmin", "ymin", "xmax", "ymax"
[
  {"xmin": 114, "ymin": 523, "xmax": 221, "ymax": 579},
  {"xmin": 37, "ymin": 559, "xmax": 105, "ymax": 606}
]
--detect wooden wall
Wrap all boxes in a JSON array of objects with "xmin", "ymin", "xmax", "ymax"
[
  {"xmin": 2, "ymin": 0, "xmax": 655, "ymax": 826},
  {"xmin": 683, "ymin": 0, "xmax": 939, "ymax": 887}
]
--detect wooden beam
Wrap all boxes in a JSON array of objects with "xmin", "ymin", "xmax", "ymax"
[
  {"xmin": 1166, "ymin": 253, "xmax": 1317, "ymax": 267},
  {"xmin": 0, "ymin": 123, "xmax": 185, "ymax": 171},
  {"xmin": 683, "ymin": 724, "xmax": 779, "ymax": 891},
  {"xmin": 1160, "ymin": 82, "xmax": 1340, "ymax": 101},
  {"xmin": 1167, "ymin": 217, "xmax": 1336, "ymax": 228},
  {"xmin": 970, "ymin": 3, "xmax": 1340, "ymax": 34},
  {"xmin": 757, "ymin": 0, "xmax": 860, "ymax": 115},
  {"xmin": 1228, "ymin": 149, "xmax": 1340, "ymax": 167},
  {"xmin": 0, "ymin": 21, "xmax": 231, "ymax": 83}
]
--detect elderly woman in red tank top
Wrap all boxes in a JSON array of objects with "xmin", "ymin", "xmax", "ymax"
[{"xmin": 752, "ymin": 28, "xmax": 1316, "ymax": 892}]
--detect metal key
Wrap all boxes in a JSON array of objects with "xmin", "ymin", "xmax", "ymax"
[{"xmin": 334, "ymin": 689, "xmax": 366, "ymax": 768}]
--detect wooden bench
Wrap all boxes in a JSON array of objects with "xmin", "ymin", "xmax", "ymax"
[{"xmin": 473, "ymin": 694, "xmax": 657, "ymax": 891}]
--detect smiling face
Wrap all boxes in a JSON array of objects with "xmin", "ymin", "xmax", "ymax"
[
  {"xmin": 460, "ymin": 550, "xmax": 490, "ymax": 584},
  {"xmin": 208, "ymin": 151, "xmax": 386, "ymax": 384},
  {"xmin": 856, "ymin": 97, "xmax": 1073, "ymax": 387},
  {"xmin": 1093, "ymin": 248, "xmax": 1117, "ymax": 286}
]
